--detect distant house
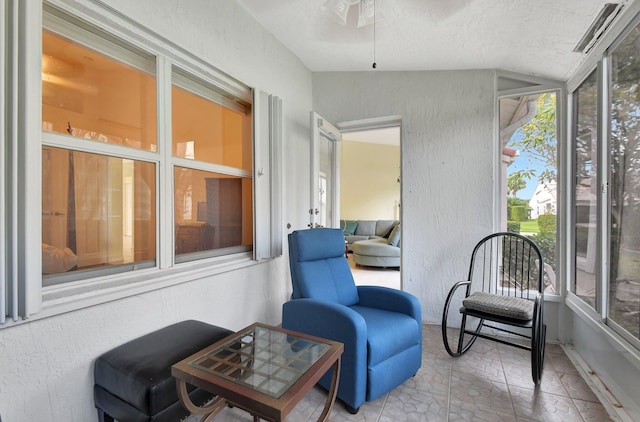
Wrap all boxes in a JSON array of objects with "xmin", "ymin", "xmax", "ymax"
[{"xmin": 529, "ymin": 181, "xmax": 557, "ymax": 219}]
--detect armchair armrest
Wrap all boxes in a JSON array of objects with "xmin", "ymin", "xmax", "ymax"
[
  {"xmin": 282, "ymin": 299, "xmax": 367, "ymax": 349},
  {"xmin": 356, "ymin": 286, "xmax": 421, "ymax": 323},
  {"xmin": 282, "ymin": 298, "xmax": 368, "ymax": 408}
]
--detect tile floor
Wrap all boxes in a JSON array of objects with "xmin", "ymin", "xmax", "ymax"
[
  {"xmin": 187, "ymin": 256, "xmax": 613, "ymax": 421},
  {"xmin": 189, "ymin": 324, "xmax": 613, "ymax": 422}
]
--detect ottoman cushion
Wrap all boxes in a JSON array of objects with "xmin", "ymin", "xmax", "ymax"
[{"xmin": 94, "ymin": 320, "xmax": 233, "ymax": 419}]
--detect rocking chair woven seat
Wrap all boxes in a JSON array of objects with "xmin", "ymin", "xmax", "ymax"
[{"xmin": 441, "ymin": 232, "xmax": 547, "ymax": 384}]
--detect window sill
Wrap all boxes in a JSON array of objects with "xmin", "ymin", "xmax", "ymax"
[
  {"xmin": 566, "ymin": 292, "xmax": 640, "ymax": 365},
  {"xmin": 34, "ymin": 252, "xmax": 260, "ymax": 322}
]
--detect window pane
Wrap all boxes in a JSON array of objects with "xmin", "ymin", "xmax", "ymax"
[
  {"xmin": 174, "ymin": 167, "xmax": 252, "ymax": 257},
  {"xmin": 42, "ymin": 31, "xmax": 157, "ymax": 152},
  {"xmin": 318, "ymin": 133, "xmax": 334, "ymax": 228},
  {"xmin": 609, "ymin": 25, "xmax": 640, "ymax": 340},
  {"xmin": 172, "ymin": 84, "xmax": 252, "ymax": 170},
  {"xmin": 499, "ymin": 92, "xmax": 558, "ymax": 294},
  {"xmin": 573, "ymin": 70, "xmax": 599, "ymax": 310},
  {"xmin": 42, "ymin": 147, "xmax": 156, "ymax": 282}
]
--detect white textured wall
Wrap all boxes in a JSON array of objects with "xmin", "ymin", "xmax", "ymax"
[
  {"xmin": 0, "ymin": 1, "xmax": 311, "ymax": 420},
  {"xmin": 314, "ymin": 71, "xmax": 497, "ymax": 323}
]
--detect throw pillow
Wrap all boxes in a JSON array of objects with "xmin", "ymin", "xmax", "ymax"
[
  {"xmin": 387, "ymin": 224, "xmax": 401, "ymax": 246},
  {"xmin": 343, "ymin": 220, "xmax": 358, "ymax": 236}
]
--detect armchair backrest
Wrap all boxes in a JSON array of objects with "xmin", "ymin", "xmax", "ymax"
[{"xmin": 288, "ymin": 228, "xmax": 359, "ymax": 306}]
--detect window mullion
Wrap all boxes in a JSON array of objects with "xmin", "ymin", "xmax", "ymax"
[
  {"xmin": 0, "ymin": 0, "xmax": 7, "ymax": 324},
  {"xmin": 158, "ymin": 55, "xmax": 173, "ymax": 269},
  {"xmin": 42, "ymin": 132, "xmax": 159, "ymax": 163},
  {"xmin": 172, "ymin": 157, "xmax": 252, "ymax": 179},
  {"xmin": 598, "ymin": 57, "xmax": 610, "ymax": 322}
]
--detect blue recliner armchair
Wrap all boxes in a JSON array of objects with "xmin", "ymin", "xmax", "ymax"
[{"xmin": 282, "ymin": 228, "xmax": 422, "ymax": 413}]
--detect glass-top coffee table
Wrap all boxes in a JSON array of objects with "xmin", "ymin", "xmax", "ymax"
[{"xmin": 172, "ymin": 322, "xmax": 343, "ymax": 422}]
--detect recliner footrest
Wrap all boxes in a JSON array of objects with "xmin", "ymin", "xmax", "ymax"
[{"xmin": 94, "ymin": 320, "xmax": 234, "ymax": 422}]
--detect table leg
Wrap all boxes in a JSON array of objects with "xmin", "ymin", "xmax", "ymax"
[
  {"xmin": 316, "ymin": 357, "xmax": 341, "ymax": 422},
  {"xmin": 176, "ymin": 379, "xmax": 227, "ymax": 421}
]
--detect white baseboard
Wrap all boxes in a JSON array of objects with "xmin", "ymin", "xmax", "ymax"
[{"xmin": 561, "ymin": 344, "xmax": 636, "ymax": 422}]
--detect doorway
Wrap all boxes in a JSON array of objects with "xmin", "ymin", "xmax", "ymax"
[{"xmin": 337, "ymin": 117, "xmax": 402, "ymax": 289}]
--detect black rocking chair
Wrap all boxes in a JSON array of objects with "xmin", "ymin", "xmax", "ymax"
[{"xmin": 441, "ymin": 232, "xmax": 546, "ymax": 384}]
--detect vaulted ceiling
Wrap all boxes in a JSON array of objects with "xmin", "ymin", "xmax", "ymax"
[{"xmin": 235, "ymin": 0, "xmax": 626, "ymax": 80}]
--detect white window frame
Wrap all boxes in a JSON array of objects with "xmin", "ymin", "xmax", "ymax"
[
  {"xmin": 1, "ymin": 1, "xmax": 281, "ymax": 327},
  {"xmin": 171, "ymin": 65, "xmax": 253, "ymax": 264},
  {"xmin": 496, "ymin": 72, "xmax": 565, "ymax": 301},
  {"xmin": 566, "ymin": 3, "xmax": 640, "ymax": 355}
]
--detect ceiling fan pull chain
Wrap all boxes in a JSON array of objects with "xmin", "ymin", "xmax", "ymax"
[{"xmin": 372, "ymin": 0, "xmax": 377, "ymax": 69}]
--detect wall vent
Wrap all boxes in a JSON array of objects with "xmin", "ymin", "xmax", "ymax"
[{"xmin": 574, "ymin": 3, "xmax": 623, "ymax": 53}]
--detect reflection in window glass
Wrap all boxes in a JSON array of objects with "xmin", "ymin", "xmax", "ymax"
[
  {"xmin": 42, "ymin": 147, "xmax": 156, "ymax": 282},
  {"xmin": 172, "ymin": 84, "xmax": 252, "ymax": 170},
  {"xmin": 610, "ymin": 25, "xmax": 640, "ymax": 340},
  {"xmin": 174, "ymin": 167, "xmax": 252, "ymax": 258},
  {"xmin": 42, "ymin": 31, "xmax": 157, "ymax": 152},
  {"xmin": 573, "ymin": 70, "xmax": 599, "ymax": 310}
]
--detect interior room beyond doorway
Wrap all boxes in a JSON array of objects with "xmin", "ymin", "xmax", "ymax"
[
  {"xmin": 340, "ymin": 126, "xmax": 401, "ymax": 221},
  {"xmin": 340, "ymin": 125, "xmax": 401, "ymax": 289}
]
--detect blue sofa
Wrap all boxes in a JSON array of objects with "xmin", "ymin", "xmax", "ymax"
[{"xmin": 282, "ymin": 228, "xmax": 422, "ymax": 413}]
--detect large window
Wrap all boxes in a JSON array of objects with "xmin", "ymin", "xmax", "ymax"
[
  {"xmin": 1, "ymin": 2, "xmax": 280, "ymax": 325},
  {"xmin": 570, "ymin": 17, "xmax": 640, "ymax": 346},
  {"xmin": 573, "ymin": 70, "xmax": 599, "ymax": 310},
  {"xmin": 609, "ymin": 23, "xmax": 640, "ymax": 341},
  {"xmin": 41, "ymin": 9, "xmax": 254, "ymax": 283},
  {"xmin": 499, "ymin": 91, "xmax": 559, "ymax": 294},
  {"xmin": 172, "ymin": 72, "xmax": 253, "ymax": 260},
  {"xmin": 41, "ymin": 27, "xmax": 158, "ymax": 284}
]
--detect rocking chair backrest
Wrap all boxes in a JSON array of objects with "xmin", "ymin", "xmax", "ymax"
[{"xmin": 467, "ymin": 232, "xmax": 544, "ymax": 300}]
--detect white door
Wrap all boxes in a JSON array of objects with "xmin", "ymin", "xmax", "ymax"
[{"xmin": 310, "ymin": 111, "xmax": 341, "ymax": 229}]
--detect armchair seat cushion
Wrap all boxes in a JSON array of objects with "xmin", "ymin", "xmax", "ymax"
[{"xmin": 350, "ymin": 305, "xmax": 421, "ymax": 366}]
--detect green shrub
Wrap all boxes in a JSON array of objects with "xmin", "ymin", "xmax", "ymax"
[
  {"xmin": 511, "ymin": 206, "xmax": 529, "ymax": 222},
  {"xmin": 537, "ymin": 214, "xmax": 556, "ymax": 234},
  {"xmin": 507, "ymin": 222, "xmax": 521, "ymax": 234},
  {"xmin": 529, "ymin": 231, "xmax": 556, "ymax": 272},
  {"xmin": 507, "ymin": 197, "xmax": 529, "ymax": 221}
]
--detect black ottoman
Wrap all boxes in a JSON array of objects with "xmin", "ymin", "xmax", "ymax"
[{"xmin": 94, "ymin": 320, "xmax": 234, "ymax": 422}]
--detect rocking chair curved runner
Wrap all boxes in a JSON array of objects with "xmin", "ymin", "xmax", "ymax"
[{"xmin": 441, "ymin": 232, "xmax": 547, "ymax": 384}]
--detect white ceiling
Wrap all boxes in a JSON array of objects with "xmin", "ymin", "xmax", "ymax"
[{"xmin": 234, "ymin": 0, "xmax": 625, "ymax": 80}]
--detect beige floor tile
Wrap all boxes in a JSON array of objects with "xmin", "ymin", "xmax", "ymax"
[
  {"xmin": 573, "ymin": 398, "xmax": 614, "ymax": 422},
  {"xmin": 502, "ymin": 360, "xmax": 569, "ymax": 397},
  {"xmin": 509, "ymin": 386, "xmax": 585, "ymax": 422},
  {"xmin": 449, "ymin": 372, "xmax": 517, "ymax": 420},
  {"xmin": 558, "ymin": 373, "xmax": 599, "ymax": 403},
  {"xmin": 547, "ymin": 352, "xmax": 580, "ymax": 375}
]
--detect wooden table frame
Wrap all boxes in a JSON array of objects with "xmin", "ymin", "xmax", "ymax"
[{"xmin": 172, "ymin": 322, "xmax": 343, "ymax": 422}]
